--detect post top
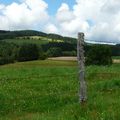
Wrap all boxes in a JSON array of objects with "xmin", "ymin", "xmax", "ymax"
[{"xmin": 78, "ymin": 32, "xmax": 84, "ymax": 37}]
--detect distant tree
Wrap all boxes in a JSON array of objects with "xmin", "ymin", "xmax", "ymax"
[
  {"xmin": 17, "ymin": 43, "xmax": 39, "ymax": 62},
  {"xmin": 86, "ymin": 45, "xmax": 112, "ymax": 65}
]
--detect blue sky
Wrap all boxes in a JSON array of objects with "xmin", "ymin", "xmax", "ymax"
[
  {"xmin": 44, "ymin": 0, "xmax": 75, "ymax": 15},
  {"xmin": 0, "ymin": 0, "xmax": 76, "ymax": 15},
  {"xmin": 0, "ymin": 0, "xmax": 19, "ymax": 5}
]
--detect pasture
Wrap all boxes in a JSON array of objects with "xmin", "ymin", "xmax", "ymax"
[
  {"xmin": 2, "ymin": 38, "xmax": 48, "ymax": 45},
  {"xmin": 0, "ymin": 60, "xmax": 120, "ymax": 120},
  {"xmin": 2, "ymin": 36, "xmax": 63, "ymax": 45}
]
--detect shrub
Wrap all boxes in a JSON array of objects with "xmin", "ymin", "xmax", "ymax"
[
  {"xmin": 37, "ymin": 45, "xmax": 47, "ymax": 60},
  {"xmin": 39, "ymin": 53, "xmax": 47, "ymax": 60},
  {"xmin": 0, "ymin": 41, "xmax": 18, "ymax": 65},
  {"xmin": 86, "ymin": 45, "xmax": 112, "ymax": 65},
  {"xmin": 62, "ymin": 51, "xmax": 77, "ymax": 56},
  {"xmin": 17, "ymin": 43, "xmax": 39, "ymax": 62},
  {"xmin": 0, "ymin": 57, "xmax": 14, "ymax": 65},
  {"xmin": 47, "ymin": 47, "xmax": 62, "ymax": 57}
]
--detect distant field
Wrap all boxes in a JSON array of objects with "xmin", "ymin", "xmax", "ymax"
[
  {"xmin": 2, "ymin": 36, "xmax": 63, "ymax": 45},
  {"xmin": 48, "ymin": 56, "xmax": 120, "ymax": 63},
  {"xmin": 0, "ymin": 60, "xmax": 120, "ymax": 120},
  {"xmin": 48, "ymin": 57, "xmax": 77, "ymax": 61},
  {"xmin": 2, "ymin": 38, "xmax": 49, "ymax": 45}
]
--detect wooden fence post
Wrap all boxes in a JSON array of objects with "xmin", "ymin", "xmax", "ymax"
[{"xmin": 77, "ymin": 32, "xmax": 87, "ymax": 103}]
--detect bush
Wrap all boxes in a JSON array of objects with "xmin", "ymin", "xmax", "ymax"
[
  {"xmin": 0, "ymin": 57, "xmax": 14, "ymax": 65},
  {"xmin": 17, "ymin": 43, "xmax": 39, "ymax": 62},
  {"xmin": 39, "ymin": 53, "xmax": 47, "ymax": 60},
  {"xmin": 62, "ymin": 51, "xmax": 77, "ymax": 56},
  {"xmin": 86, "ymin": 45, "xmax": 112, "ymax": 65},
  {"xmin": 0, "ymin": 41, "xmax": 18, "ymax": 65},
  {"xmin": 0, "ymin": 41, "xmax": 18, "ymax": 58},
  {"xmin": 37, "ymin": 45, "xmax": 47, "ymax": 60},
  {"xmin": 47, "ymin": 47, "xmax": 62, "ymax": 57}
]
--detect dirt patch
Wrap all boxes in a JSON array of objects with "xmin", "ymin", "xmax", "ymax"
[
  {"xmin": 113, "ymin": 59, "xmax": 120, "ymax": 63},
  {"xmin": 48, "ymin": 57, "xmax": 120, "ymax": 64},
  {"xmin": 48, "ymin": 57, "xmax": 77, "ymax": 61}
]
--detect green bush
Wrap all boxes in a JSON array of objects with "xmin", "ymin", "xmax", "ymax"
[
  {"xmin": 17, "ymin": 43, "xmax": 39, "ymax": 62},
  {"xmin": 62, "ymin": 51, "xmax": 76, "ymax": 56},
  {"xmin": 0, "ymin": 41, "xmax": 18, "ymax": 58},
  {"xmin": 0, "ymin": 41, "xmax": 18, "ymax": 65},
  {"xmin": 39, "ymin": 53, "xmax": 47, "ymax": 60},
  {"xmin": 37, "ymin": 45, "xmax": 47, "ymax": 60},
  {"xmin": 86, "ymin": 45, "xmax": 112, "ymax": 65},
  {"xmin": 47, "ymin": 47, "xmax": 62, "ymax": 57},
  {"xmin": 0, "ymin": 57, "xmax": 14, "ymax": 65}
]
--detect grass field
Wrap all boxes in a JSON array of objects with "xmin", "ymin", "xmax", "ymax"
[
  {"xmin": 0, "ymin": 60, "xmax": 120, "ymax": 120},
  {"xmin": 2, "ymin": 38, "xmax": 49, "ymax": 45},
  {"xmin": 2, "ymin": 36, "xmax": 63, "ymax": 45}
]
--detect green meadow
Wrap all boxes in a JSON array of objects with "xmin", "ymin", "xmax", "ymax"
[
  {"xmin": 0, "ymin": 60, "xmax": 120, "ymax": 120},
  {"xmin": 2, "ymin": 36, "xmax": 63, "ymax": 45},
  {"xmin": 2, "ymin": 38, "xmax": 49, "ymax": 45}
]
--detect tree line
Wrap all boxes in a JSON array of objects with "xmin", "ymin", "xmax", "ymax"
[
  {"xmin": 0, "ymin": 40, "xmax": 77, "ymax": 65},
  {"xmin": 0, "ymin": 41, "xmax": 113, "ymax": 66},
  {"xmin": 0, "ymin": 41, "xmax": 47, "ymax": 65}
]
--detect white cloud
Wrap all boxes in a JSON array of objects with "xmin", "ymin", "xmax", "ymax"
[
  {"xmin": 0, "ymin": 4, "xmax": 5, "ymax": 10},
  {"xmin": 101, "ymin": 0, "xmax": 120, "ymax": 14},
  {"xmin": 47, "ymin": 0, "xmax": 120, "ymax": 43},
  {"xmin": 0, "ymin": 0, "xmax": 49, "ymax": 30},
  {"xmin": 56, "ymin": 3, "xmax": 74, "ymax": 22},
  {"xmin": 44, "ymin": 23, "xmax": 58, "ymax": 33}
]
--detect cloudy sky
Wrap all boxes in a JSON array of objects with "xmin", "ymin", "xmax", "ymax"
[{"xmin": 0, "ymin": 0, "xmax": 120, "ymax": 43}]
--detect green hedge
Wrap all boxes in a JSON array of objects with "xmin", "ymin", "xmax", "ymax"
[
  {"xmin": 17, "ymin": 44, "xmax": 39, "ymax": 62},
  {"xmin": 0, "ymin": 57, "xmax": 14, "ymax": 65},
  {"xmin": 86, "ymin": 45, "xmax": 112, "ymax": 65}
]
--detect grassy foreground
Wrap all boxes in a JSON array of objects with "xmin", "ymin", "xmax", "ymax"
[{"xmin": 0, "ymin": 60, "xmax": 120, "ymax": 120}]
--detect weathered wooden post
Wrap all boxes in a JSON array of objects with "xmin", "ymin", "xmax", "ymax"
[{"xmin": 77, "ymin": 32, "xmax": 87, "ymax": 103}]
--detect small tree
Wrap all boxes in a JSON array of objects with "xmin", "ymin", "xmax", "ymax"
[
  {"xmin": 86, "ymin": 45, "xmax": 112, "ymax": 65},
  {"xmin": 17, "ymin": 43, "xmax": 39, "ymax": 62}
]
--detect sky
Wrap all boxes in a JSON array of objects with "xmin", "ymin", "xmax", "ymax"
[{"xmin": 0, "ymin": 0, "xmax": 120, "ymax": 43}]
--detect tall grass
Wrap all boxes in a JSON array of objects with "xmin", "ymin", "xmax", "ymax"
[{"xmin": 0, "ymin": 60, "xmax": 120, "ymax": 120}]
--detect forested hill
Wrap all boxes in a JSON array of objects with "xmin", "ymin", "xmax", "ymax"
[
  {"xmin": 1, "ymin": 30, "xmax": 120, "ymax": 56},
  {"xmin": 0, "ymin": 30, "xmax": 76, "ymax": 43}
]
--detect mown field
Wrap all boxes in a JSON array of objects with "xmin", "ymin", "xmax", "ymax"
[
  {"xmin": 2, "ymin": 36, "xmax": 63, "ymax": 45},
  {"xmin": 2, "ymin": 38, "xmax": 48, "ymax": 45},
  {"xmin": 0, "ymin": 60, "xmax": 120, "ymax": 120}
]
